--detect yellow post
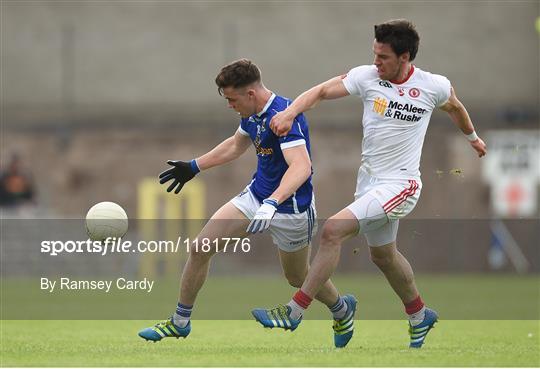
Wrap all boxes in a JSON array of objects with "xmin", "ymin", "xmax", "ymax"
[{"xmin": 137, "ymin": 178, "xmax": 205, "ymax": 278}]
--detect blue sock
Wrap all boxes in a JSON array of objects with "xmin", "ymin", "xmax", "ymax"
[
  {"xmin": 330, "ymin": 296, "xmax": 348, "ymax": 319},
  {"xmin": 173, "ymin": 303, "xmax": 192, "ymax": 328}
]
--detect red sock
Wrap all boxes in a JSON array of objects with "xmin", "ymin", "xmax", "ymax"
[
  {"xmin": 292, "ymin": 289, "xmax": 313, "ymax": 309},
  {"xmin": 404, "ymin": 295, "xmax": 424, "ymax": 315}
]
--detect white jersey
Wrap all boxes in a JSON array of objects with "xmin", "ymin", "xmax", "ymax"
[{"xmin": 342, "ymin": 64, "xmax": 451, "ymax": 180}]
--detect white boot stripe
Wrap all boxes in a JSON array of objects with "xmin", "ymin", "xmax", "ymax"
[{"xmin": 412, "ymin": 325, "xmax": 430, "ymax": 332}]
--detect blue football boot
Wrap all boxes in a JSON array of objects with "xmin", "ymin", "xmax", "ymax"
[
  {"xmin": 138, "ymin": 317, "xmax": 191, "ymax": 342},
  {"xmin": 333, "ymin": 294, "xmax": 357, "ymax": 348},
  {"xmin": 252, "ymin": 304, "xmax": 302, "ymax": 331},
  {"xmin": 409, "ymin": 308, "xmax": 438, "ymax": 348}
]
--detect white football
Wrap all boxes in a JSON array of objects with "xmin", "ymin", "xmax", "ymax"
[{"xmin": 85, "ymin": 201, "xmax": 128, "ymax": 241}]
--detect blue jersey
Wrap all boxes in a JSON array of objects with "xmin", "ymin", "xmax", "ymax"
[{"xmin": 238, "ymin": 93, "xmax": 313, "ymax": 214}]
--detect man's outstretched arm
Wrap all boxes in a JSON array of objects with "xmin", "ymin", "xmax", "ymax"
[
  {"xmin": 270, "ymin": 76, "xmax": 350, "ymax": 136},
  {"xmin": 196, "ymin": 130, "xmax": 252, "ymax": 170},
  {"xmin": 440, "ymin": 87, "xmax": 487, "ymax": 157},
  {"xmin": 159, "ymin": 130, "xmax": 252, "ymax": 194}
]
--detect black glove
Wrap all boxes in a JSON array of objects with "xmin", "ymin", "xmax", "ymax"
[{"xmin": 158, "ymin": 160, "xmax": 199, "ymax": 194}]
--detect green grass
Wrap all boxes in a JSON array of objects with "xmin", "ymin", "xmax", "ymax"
[
  {"xmin": 2, "ymin": 274, "xmax": 539, "ymax": 366},
  {"xmin": 3, "ymin": 274, "xmax": 539, "ymax": 319},
  {"xmin": 1, "ymin": 320, "xmax": 539, "ymax": 367}
]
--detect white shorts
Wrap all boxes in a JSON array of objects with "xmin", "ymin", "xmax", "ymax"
[
  {"xmin": 230, "ymin": 187, "xmax": 317, "ymax": 252},
  {"xmin": 346, "ymin": 167, "xmax": 421, "ymax": 247}
]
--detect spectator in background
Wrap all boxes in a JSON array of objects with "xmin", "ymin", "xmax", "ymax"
[{"xmin": 0, "ymin": 154, "xmax": 35, "ymax": 207}]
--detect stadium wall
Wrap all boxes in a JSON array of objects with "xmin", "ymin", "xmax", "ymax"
[{"xmin": 3, "ymin": 2, "xmax": 539, "ymax": 125}]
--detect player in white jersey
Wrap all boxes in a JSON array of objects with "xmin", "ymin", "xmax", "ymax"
[{"xmin": 252, "ymin": 19, "xmax": 487, "ymax": 348}]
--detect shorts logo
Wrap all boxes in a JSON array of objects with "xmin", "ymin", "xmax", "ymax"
[
  {"xmin": 290, "ymin": 238, "xmax": 308, "ymax": 246},
  {"xmin": 409, "ymin": 88, "xmax": 420, "ymax": 98},
  {"xmin": 373, "ymin": 97, "xmax": 388, "ymax": 116}
]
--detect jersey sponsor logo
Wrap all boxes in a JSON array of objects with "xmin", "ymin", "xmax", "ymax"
[
  {"xmin": 253, "ymin": 124, "xmax": 274, "ymax": 156},
  {"xmin": 409, "ymin": 88, "xmax": 420, "ymax": 98},
  {"xmin": 255, "ymin": 146, "xmax": 274, "ymax": 155},
  {"xmin": 373, "ymin": 97, "xmax": 388, "ymax": 116},
  {"xmin": 392, "ymin": 110, "xmax": 421, "ymax": 122},
  {"xmin": 388, "ymin": 100, "xmax": 427, "ymax": 114},
  {"xmin": 374, "ymin": 97, "xmax": 427, "ymax": 122},
  {"xmin": 379, "ymin": 81, "xmax": 392, "ymax": 88}
]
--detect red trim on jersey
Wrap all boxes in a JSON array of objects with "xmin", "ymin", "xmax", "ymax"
[
  {"xmin": 390, "ymin": 65, "xmax": 415, "ymax": 85},
  {"xmin": 383, "ymin": 180, "xmax": 418, "ymax": 214}
]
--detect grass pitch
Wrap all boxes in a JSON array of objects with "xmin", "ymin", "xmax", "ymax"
[
  {"xmin": 1, "ymin": 319, "xmax": 538, "ymax": 367},
  {"xmin": 2, "ymin": 274, "xmax": 539, "ymax": 366}
]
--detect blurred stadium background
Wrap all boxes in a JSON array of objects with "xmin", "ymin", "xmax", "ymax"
[{"xmin": 1, "ymin": 1, "xmax": 539, "ymax": 320}]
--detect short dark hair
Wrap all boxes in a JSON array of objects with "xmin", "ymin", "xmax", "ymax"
[
  {"xmin": 215, "ymin": 59, "xmax": 261, "ymax": 95},
  {"xmin": 374, "ymin": 19, "xmax": 419, "ymax": 61}
]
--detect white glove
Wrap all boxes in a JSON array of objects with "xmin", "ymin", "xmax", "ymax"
[{"xmin": 247, "ymin": 198, "xmax": 278, "ymax": 233}]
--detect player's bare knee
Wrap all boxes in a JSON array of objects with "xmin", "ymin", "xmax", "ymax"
[{"xmin": 320, "ymin": 222, "xmax": 345, "ymax": 248}]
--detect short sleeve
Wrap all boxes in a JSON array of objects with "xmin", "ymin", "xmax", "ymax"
[
  {"xmin": 432, "ymin": 74, "xmax": 452, "ymax": 107},
  {"xmin": 342, "ymin": 65, "xmax": 373, "ymax": 98},
  {"xmin": 279, "ymin": 117, "xmax": 306, "ymax": 150},
  {"xmin": 237, "ymin": 119, "xmax": 250, "ymax": 136}
]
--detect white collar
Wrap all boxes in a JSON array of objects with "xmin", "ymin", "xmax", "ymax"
[{"xmin": 256, "ymin": 93, "xmax": 276, "ymax": 118}]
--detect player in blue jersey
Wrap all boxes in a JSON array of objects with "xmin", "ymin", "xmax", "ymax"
[{"xmin": 138, "ymin": 59, "xmax": 356, "ymax": 347}]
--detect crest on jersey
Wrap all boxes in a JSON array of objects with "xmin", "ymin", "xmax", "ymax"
[
  {"xmin": 398, "ymin": 88, "xmax": 405, "ymax": 96},
  {"xmin": 409, "ymin": 88, "xmax": 420, "ymax": 98}
]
